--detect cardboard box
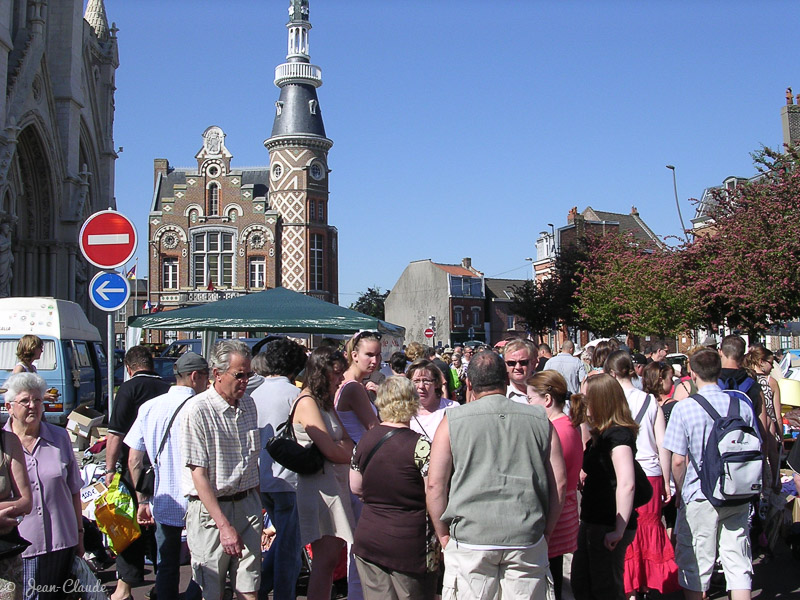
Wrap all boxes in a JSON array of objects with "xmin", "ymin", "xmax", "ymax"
[
  {"xmin": 80, "ymin": 481, "xmax": 107, "ymax": 511},
  {"xmin": 66, "ymin": 405, "xmax": 104, "ymax": 439},
  {"xmin": 68, "ymin": 430, "xmax": 90, "ymax": 451}
]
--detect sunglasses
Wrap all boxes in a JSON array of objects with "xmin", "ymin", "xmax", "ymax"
[
  {"xmin": 505, "ymin": 359, "xmax": 530, "ymax": 367},
  {"xmin": 227, "ymin": 370, "xmax": 255, "ymax": 381},
  {"xmin": 353, "ymin": 330, "xmax": 382, "ymax": 344}
]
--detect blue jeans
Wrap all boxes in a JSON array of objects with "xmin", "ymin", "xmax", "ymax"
[
  {"xmin": 154, "ymin": 521, "xmax": 202, "ymax": 600},
  {"xmin": 260, "ymin": 491, "xmax": 302, "ymax": 600}
]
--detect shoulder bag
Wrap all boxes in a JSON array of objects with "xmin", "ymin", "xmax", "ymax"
[
  {"xmin": 266, "ymin": 395, "xmax": 325, "ymax": 475},
  {"xmin": 135, "ymin": 395, "xmax": 194, "ymax": 497},
  {"xmin": 0, "ymin": 431, "xmax": 30, "ymax": 559}
]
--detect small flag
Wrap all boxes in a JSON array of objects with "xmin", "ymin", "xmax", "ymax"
[
  {"xmin": 152, "ymin": 303, "xmax": 162, "ymax": 313},
  {"xmin": 125, "ymin": 265, "xmax": 137, "ymax": 279},
  {"xmin": 207, "ymin": 281, "xmax": 215, "ymax": 291},
  {"xmin": 143, "ymin": 300, "xmax": 152, "ymax": 311}
]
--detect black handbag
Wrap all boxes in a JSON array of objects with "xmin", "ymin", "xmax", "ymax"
[
  {"xmin": 266, "ymin": 396, "xmax": 325, "ymax": 475},
  {"xmin": 0, "ymin": 526, "xmax": 30, "ymax": 560},
  {"xmin": 135, "ymin": 395, "xmax": 194, "ymax": 497}
]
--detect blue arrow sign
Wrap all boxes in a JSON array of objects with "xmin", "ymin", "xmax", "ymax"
[{"xmin": 89, "ymin": 271, "xmax": 131, "ymax": 312}]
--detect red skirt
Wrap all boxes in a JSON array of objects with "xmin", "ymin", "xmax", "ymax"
[{"xmin": 623, "ymin": 475, "xmax": 680, "ymax": 594}]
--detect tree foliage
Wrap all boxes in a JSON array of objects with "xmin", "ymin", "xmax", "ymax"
[
  {"xmin": 510, "ymin": 242, "xmax": 588, "ymax": 336},
  {"xmin": 681, "ymin": 146, "xmax": 800, "ymax": 335},
  {"xmin": 570, "ymin": 146, "xmax": 800, "ymax": 338},
  {"xmin": 349, "ymin": 287, "xmax": 390, "ymax": 319},
  {"xmin": 576, "ymin": 233, "xmax": 703, "ymax": 336}
]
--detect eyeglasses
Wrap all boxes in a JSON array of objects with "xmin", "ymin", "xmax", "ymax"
[
  {"xmin": 226, "ymin": 370, "xmax": 255, "ymax": 381},
  {"xmin": 412, "ymin": 379, "xmax": 435, "ymax": 387},
  {"xmin": 15, "ymin": 398, "xmax": 43, "ymax": 407},
  {"xmin": 505, "ymin": 359, "xmax": 530, "ymax": 367}
]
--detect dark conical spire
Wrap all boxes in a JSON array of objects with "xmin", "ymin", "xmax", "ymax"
[{"xmin": 266, "ymin": 0, "xmax": 330, "ymax": 146}]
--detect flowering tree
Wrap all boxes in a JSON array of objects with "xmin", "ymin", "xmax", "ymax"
[
  {"xmin": 682, "ymin": 146, "xmax": 800, "ymax": 335},
  {"xmin": 576, "ymin": 232, "xmax": 704, "ymax": 336}
]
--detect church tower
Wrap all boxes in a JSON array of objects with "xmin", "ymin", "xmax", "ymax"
[{"xmin": 265, "ymin": 0, "xmax": 338, "ymax": 303}]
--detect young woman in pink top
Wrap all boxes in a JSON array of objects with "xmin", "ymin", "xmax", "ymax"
[{"xmin": 526, "ymin": 370, "xmax": 582, "ymax": 600}]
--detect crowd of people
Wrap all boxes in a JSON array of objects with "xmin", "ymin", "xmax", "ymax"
[{"xmin": 0, "ymin": 330, "xmax": 795, "ymax": 600}]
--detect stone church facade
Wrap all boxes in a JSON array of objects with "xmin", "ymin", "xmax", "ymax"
[
  {"xmin": 147, "ymin": 0, "xmax": 338, "ymax": 322},
  {"xmin": 0, "ymin": 0, "xmax": 118, "ymax": 327}
]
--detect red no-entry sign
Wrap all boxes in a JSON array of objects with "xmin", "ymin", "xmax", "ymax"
[
  {"xmin": 79, "ymin": 210, "xmax": 137, "ymax": 269},
  {"xmin": 424, "ymin": 328, "xmax": 435, "ymax": 339}
]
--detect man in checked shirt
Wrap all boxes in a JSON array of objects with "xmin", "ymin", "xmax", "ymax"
[{"xmin": 181, "ymin": 340, "xmax": 262, "ymax": 600}]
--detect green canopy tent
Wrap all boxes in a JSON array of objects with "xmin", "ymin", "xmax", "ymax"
[{"xmin": 127, "ymin": 286, "xmax": 404, "ymax": 337}]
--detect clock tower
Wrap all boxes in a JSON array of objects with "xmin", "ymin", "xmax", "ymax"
[{"xmin": 265, "ymin": 0, "xmax": 338, "ymax": 303}]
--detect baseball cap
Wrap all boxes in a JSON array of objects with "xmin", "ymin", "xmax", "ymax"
[
  {"xmin": 174, "ymin": 352, "xmax": 208, "ymax": 375},
  {"xmin": 631, "ymin": 353, "xmax": 647, "ymax": 366}
]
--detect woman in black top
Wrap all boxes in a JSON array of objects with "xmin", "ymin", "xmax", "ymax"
[
  {"xmin": 349, "ymin": 376, "xmax": 437, "ymax": 600},
  {"xmin": 571, "ymin": 374, "xmax": 639, "ymax": 600}
]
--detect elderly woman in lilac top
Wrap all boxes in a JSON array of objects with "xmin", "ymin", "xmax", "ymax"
[{"xmin": 4, "ymin": 373, "xmax": 83, "ymax": 600}]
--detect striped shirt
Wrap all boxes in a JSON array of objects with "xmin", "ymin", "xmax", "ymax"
[
  {"xmin": 180, "ymin": 385, "xmax": 260, "ymax": 498},
  {"xmin": 124, "ymin": 385, "xmax": 195, "ymax": 527}
]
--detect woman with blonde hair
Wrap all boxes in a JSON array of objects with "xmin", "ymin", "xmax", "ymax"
[
  {"xmin": 349, "ymin": 376, "xmax": 437, "ymax": 599},
  {"xmin": 336, "ymin": 331, "xmax": 382, "ymax": 599},
  {"xmin": 12, "ymin": 336, "xmax": 43, "ymax": 374},
  {"xmin": 744, "ymin": 346, "xmax": 783, "ymax": 490},
  {"xmin": 526, "ymin": 370, "xmax": 581, "ymax": 600},
  {"xmin": 571, "ymin": 374, "xmax": 640, "ymax": 600}
]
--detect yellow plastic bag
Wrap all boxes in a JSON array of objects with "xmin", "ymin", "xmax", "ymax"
[{"xmin": 94, "ymin": 473, "xmax": 141, "ymax": 553}]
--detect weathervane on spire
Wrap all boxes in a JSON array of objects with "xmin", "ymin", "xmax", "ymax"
[{"xmin": 289, "ymin": 0, "xmax": 309, "ymax": 22}]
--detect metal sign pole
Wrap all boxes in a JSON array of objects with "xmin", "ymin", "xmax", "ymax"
[{"xmin": 107, "ymin": 314, "xmax": 114, "ymax": 419}]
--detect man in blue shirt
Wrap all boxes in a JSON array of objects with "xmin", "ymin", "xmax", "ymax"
[{"xmin": 125, "ymin": 352, "xmax": 210, "ymax": 600}]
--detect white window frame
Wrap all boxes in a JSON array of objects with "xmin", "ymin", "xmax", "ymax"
[
  {"xmin": 249, "ymin": 257, "xmax": 266, "ymax": 289},
  {"xmin": 192, "ymin": 229, "xmax": 236, "ymax": 288},
  {"xmin": 162, "ymin": 258, "xmax": 179, "ymax": 290}
]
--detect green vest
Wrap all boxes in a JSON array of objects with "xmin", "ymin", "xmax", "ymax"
[{"xmin": 441, "ymin": 394, "xmax": 551, "ymax": 546}]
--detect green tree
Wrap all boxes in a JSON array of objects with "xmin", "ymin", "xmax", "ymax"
[
  {"xmin": 576, "ymin": 232, "xmax": 704, "ymax": 336},
  {"xmin": 510, "ymin": 278, "xmax": 556, "ymax": 338},
  {"xmin": 349, "ymin": 287, "xmax": 390, "ymax": 319}
]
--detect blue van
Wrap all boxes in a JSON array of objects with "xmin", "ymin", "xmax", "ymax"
[{"xmin": 0, "ymin": 297, "xmax": 109, "ymax": 424}]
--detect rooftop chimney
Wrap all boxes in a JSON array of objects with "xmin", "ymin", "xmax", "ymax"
[
  {"xmin": 461, "ymin": 257, "xmax": 472, "ymax": 270},
  {"xmin": 781, "ymin": 87, "xmax": 800, "ymax": 147},
  {"xmin": 567, "ymin": 206, "xmax": 579, "ymax": 223}
]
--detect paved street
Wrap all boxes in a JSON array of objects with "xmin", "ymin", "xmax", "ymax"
[{"xmin": 95, "ymin": 538, "xmax": 799, "ymax": 599}]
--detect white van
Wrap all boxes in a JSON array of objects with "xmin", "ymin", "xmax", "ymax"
[{"xmin": 0, "ymin": 297, "xmax": 109, "ymax": 424}]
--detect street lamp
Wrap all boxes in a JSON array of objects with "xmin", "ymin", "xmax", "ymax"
[
  {"xmin": 547, "ymin": 223, "xmax": 555, "ymax": 255},
  {"xmin": 666, "ymin": 165, "xmax": 690, "ymax": 243}
]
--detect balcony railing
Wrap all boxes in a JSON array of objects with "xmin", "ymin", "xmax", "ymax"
[{"xmin": 274, "ymin": 63, "xmax": 322, "ymax": 87}]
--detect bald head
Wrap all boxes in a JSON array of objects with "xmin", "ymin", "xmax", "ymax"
[{"xmin": 561, "ymin": 340, "xmax": 575, "ymax": 354}]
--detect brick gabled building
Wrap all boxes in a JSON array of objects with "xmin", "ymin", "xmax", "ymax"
[{"xmin": 147, "ymin": 1, "xmax": 337, "ymax": 335}]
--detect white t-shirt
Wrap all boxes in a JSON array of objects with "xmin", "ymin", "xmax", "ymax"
[
  {"xmin": 624, "ymin": 387, "xmax": 661, "ymax": 477},
  {"xmin": 410, "ymin": 397, "xmax": 456, "ymax": 441}
]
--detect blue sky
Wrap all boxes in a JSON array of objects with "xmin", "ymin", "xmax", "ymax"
[{"xmin": 109, "ymin": 0, "xmax": 796, "ymax": 306}]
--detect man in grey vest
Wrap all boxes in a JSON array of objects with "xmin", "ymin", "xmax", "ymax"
[{"xmin": 427, "ymin": 350, "xmax": 566, "ymax": 600}]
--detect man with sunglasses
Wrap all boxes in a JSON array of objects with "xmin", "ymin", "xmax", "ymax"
[
  {"xmin": 181, "ymin": 340, "xmax": 262, "ymax": 600},
  {"xmin": 504, "ymin": 339, "xmax": 538, "ymax": 404}
]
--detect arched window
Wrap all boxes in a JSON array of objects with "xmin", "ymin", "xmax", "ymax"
[{"xmin": 207, "ymin": 183, "xmax": 219, "ymax": 216}]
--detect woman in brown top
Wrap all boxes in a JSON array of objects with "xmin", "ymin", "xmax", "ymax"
[{"xmin": 349, "ymin": 376, "xmax": 437, "ymax": 600}]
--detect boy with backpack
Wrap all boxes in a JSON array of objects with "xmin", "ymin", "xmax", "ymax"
[{"xmin": 663, "ymin": 347, "xmax": 760, "ymax": 600}]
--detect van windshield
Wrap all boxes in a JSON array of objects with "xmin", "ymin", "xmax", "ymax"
[{"xmin": 0, "ymin": 339, "xmax": 58, "ymax": 370}]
